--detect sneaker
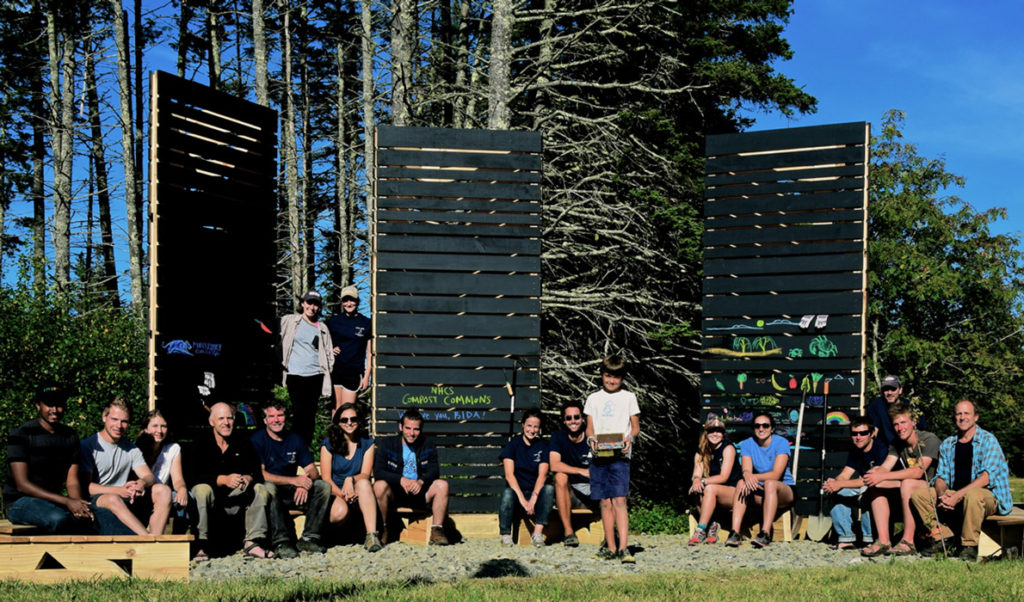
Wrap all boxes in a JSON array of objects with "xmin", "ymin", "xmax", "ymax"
[
  {"xmin": 618, "ymin": 549, "xmax": 636, "ymax": 564},
  {"xmin": 563, "ymin": 533, "xmax": 580, "ymax": 547},
  {"xmin": 751, "ymin": 531, "xmax": 771, "ymax": 549},
  {"xmin": 706, "ymin": 522, "xmax": 720, "ymax": 545},
  {"xmin": 275, "ymin": 542, "xmax": 299, "ymax": 559},
  {"xmin": 958, "ymin": 545, "xmax": 978, "ymax": 562},
  {"xmin": 501, "ymin": 534, "xmax": 514, "ymax": 547},
  {"xmin": 297, "ymin": 538, "xmax": 325, "ymax": 554},
  {"xmin": 725, "ymin": 532, "xmax": 742, "ymax": 548},
  {"xmin": 592, "ymin": 546, "xmax": 616, "ymax": 560},
  {"xmin": 531, "ymin": 533, "xmax": 545, "ymax": 548},
  {"xmin": 688, "ymin": 528, "xmax": 707, "ymax": 546},
  {"xmin": 429, "ymin": 525, "xmax": 449, "ymax": 546},
  {"xmin": 364, "ymin": 531, "xmax": 382, "ymax": 553}
]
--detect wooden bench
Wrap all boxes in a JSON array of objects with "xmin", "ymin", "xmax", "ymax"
[
  {"xmin": 517, "ymin": 508, "xmax": 603, "ymax": 546},
  {"xmin": 979, "ymin": 504, "xmax": 1024, "ymax": 558},
  {"xmin": 0, "ymin": 520, "xmax": 192, "ymax": 582},
  {"xmin": 687, "ymin": 508, "xmax": 793, "ymax": 543}
]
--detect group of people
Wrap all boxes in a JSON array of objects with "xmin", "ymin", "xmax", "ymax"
[
  {"xmin": 688, "ymin": 375, "xmax": 1013, "ymax": 561},
  {"xmin": 3, "ymin": 382, "xmax": 452, "ymax": 560}
]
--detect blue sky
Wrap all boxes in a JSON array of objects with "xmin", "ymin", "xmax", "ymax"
[{"xmin": 742, "ymin": 0, "xmax": 1024, "ymax": 240}]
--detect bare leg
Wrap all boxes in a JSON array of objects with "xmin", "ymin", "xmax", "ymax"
[
  {"xmin": 612, "ymin": 497, "xmax": 629, "ymax": 551},
  {"xmin": 599, "ymin": 498, "xmax": 615, "ymax": 549},
  {"xmin": 95, "ymin": 493, "xmax": 149, "ymax": 536},
  {"xmin": 147, "ymin": 484, "xmax": 172, "ymax": 535},
  {"xmin": 373, "ymin": 480, "xmax": 392, "ymax": 523},
  {"xmin": 328, "ymin": 496, "xmax": 351, "ymax": 525},
  {"xmin": 730, "ymin": 486, "xmax": 748, "ymax": 533},
  {"xmin": 426, "ymin": 479, "xmax": 449, "ymax": 526},
  {"xmin": 899, "ymin": 479, "xmax": 927, "ymax": 543},
  {"xmin": 554, "ymin": 473, "xmax": 574, "ymax": 534},
  {"xmin": 334, "ymin": 387, "xmax": 357, "ymax": 413},
  {"xmin": 355, "ymin": 479, "xmax": 378, "ymax": 533},
  {"xmin": 867, "ymin": 489, "xmax": 892, "ymax": 545},
  {"xmin": 699, "ymin": 484, "xmax": 735, "ymax": 525},
  {"xmin": 761, "ymin": 481, "xmax": 794, "ymax": 536}
]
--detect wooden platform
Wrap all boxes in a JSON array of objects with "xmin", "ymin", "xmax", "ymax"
[
  {"xmin": 688, "ymin": 509, "xmax": 793, "ymax": 543},
  {"xmin": 517, "ymin": 508, "xmax": 603, "ymax": 546},
  {"xmin": 979, "ymin": 505, "xmax": 1024, "ymax": 558},
  {"xmin": 0, "ymin": 520, "xmax": 192, "ymax": 582}
]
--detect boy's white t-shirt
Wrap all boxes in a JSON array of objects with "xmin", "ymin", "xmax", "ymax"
[{"xmin": 583, "ymin": 389, "xmax": 640, "ymax": 438}]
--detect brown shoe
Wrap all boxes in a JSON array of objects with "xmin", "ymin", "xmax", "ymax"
[{"xmin": 429, "ymin": 525, "xmax": 449, "ymax": 546}]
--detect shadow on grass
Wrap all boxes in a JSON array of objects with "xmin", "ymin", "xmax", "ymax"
[{"xmin": 471, "ymin": 559, "xmax": 530, "ymax": 578}]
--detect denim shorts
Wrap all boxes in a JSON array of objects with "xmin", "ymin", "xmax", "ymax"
[{"xmin": 590, "ymin": 459, "xmax": 630, "ymax": 500}]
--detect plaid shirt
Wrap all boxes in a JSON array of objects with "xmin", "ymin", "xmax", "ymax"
[{"xmin": 933, "ymin": 425, "xmax": 1013, "ymax": 515}]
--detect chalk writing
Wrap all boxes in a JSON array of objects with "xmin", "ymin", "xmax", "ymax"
[{"xmin": 400, "ymin": 386, "xmax": 493, "ymax": 406}]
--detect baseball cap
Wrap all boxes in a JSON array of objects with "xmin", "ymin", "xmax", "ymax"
[
  {"xmin": 881, "ymin": 375, "xmax": 901, "ymax": 390},
  {"xmin": 301, "ymin": 290, "xmax": 323, "ymax": 304}
]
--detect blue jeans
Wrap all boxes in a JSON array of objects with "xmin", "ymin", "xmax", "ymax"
[
  {"xmin": 499, "ymin": 485, "xmax": 554, "ymax": 535},
  {"xmin": 830, "ymin": 487, "xmax": 872, "ymax": 543},
  {"xmin": 6, "ymin": 496, "xmax": 95, "ymax": 535}
]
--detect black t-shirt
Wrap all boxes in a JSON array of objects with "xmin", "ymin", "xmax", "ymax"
[
  {"xmin": 549, "ymin": 429, "xmax": 592, "ymax": 485},
  {"xmin": 709, "ymin": 444, "xmax": 743, "ymax": 486},
  {"xmin": 844, "ymin": 438, "xmax": 889, "ymax": 476},
  {"xmin": 3, "ymin": 420, "xmax": 81, "ymax": 505},
  {"xmin": 953, "ymin": 439, "xmax": 973, "ymax": 490}
]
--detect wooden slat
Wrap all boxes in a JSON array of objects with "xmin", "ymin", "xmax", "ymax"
[
  {"xmin": 377, "ymin": 197, "xmax": 539, "ymax": 213},
  {"xmin": 377, "ymin": 367, "xmax": 540, "ymax": 387},
  {"xmin": 703, "ymin": 272, "xmax": 861, "ymax": 294},
  {"xmin": 378, "ymin": 180, "xmax": 540, "ymax": 201},
  {"xmin": 707, "ymin": 146, "xmax": 864, "ymax": 174},
  {"xmin": 379, "ymin": 166, "xmax": 541, "ymax": 183},
  {"xmin": 701, "ymin": 316, "xmax": 863, "ymax": 334},
  {"xmin": 706, "ymin": 122, "xmax": 866, "ymax": 156},
  {"xmin": 375, "ymin": 388, "xmax": 540, "ymax": 409},
  {"xmin": 705, "ymin": 190, "xmax": 864, "ymax": 216},
  {"xmin": 441, "ymin": 465, "xmax": 503, "ymax": 477},
  {"xmin": 438, "ymin": 447, "xmax": 504, "ymax": 463},
  {"xmin": 704, "ymin": 254, "xmax": 863, "ymax": 276},
  {"xmin": 450, "ymin": 478, "xmax": 506, "ymax": 495},
  {"xmin": 702, "ymin": 292, "xmax": 863, "ymax": 316},
  {"xmin": 703, "ymin": 241, "xmax": 864, "ymax": 259},
  {"xmin": 378, "ymin": 125, "xmax": 542, "ymax": 152},
  {"xmin": 703, "ymin": 223, "xmax": 863, "ymax": 246},
  {"xmin": 705, "ymin": 163, "xmax": 865, "ymax": 186},
  {"xmin": 377, "ymin": 273, "xmax": 540, "ymax": 296},
  {"xmin": 157, "ymin": 72, "xmax": 276, "ymax": 132},
  {"xmin": 377, "ymin": 355, "xmax": 538, "ymax": 368},
  {"xmin": 378, "ymin": 149, "xmax": 542, "ymax": 171},
  {"xmin": 378, "ymin": 210, "xmax": 540, "ymax": 225},
  {"xmin": 158, "ymin": 128, "xmax": 275, "ymax": 174},
  {"xmin": 377, "ymin": 235, "xmax": 540, "ymax": 255},
  {"xmin": 377, "ymin": 252, "xmax": 540, "ymax": 273},
  {"xmin": 376, "ymin": 337, "xmax": 539, "ymax": 356},
  {"xmin": 699, "ymin": 374, "xmax": 860, "ymax": 395},
  {"xmin": 706, "ymin": 177, "xmax": 864, "ymax": 199},
  {"xmin": 701, "ymin": 358, "xmax": 861, "ymax": 371},
  {"xmin": 705, "ymin": 209, "xmax": 863, "ymax": 230},
  {"xmin": 378, "ymin": 222, "xmax": 539, "ymax": 238},
  {"xmin": 449, "ymin": 496, "xmax": 501, "ymax": 513}
]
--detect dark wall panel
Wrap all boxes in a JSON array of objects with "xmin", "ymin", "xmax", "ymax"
[
  {"xmin": 702, "ymin": 122, "xmax": 869, "ymax": 526},
  {"xmin": 374, "ymin": 125, "xmax": 542, "ymax": 511}
]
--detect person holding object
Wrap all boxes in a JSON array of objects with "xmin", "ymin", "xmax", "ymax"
[
  {"xmin": 688, "ymin": 417, "xmax": 742, "ymax": 545},
  {"xmin": 498, "ymin": 407, "xmax": 554, "ymax": 548},
  {"xmin": 584, "ymin": 355, "xmax": 641, "ymax": 563},
  {"xmin": 726, "ymin": 412, "xmax": 795, "ymax": 548},
  {"xmin": 279, "ymin": 290, "xmax": 334, "ymax": 447}
]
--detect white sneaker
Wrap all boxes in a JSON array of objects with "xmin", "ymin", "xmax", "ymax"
[
  {"xmin": 531, "ymin": 533, "xmax": 545, "ymax": 548},
  {"xmin": 501, "ymin": 534, "xmax": 514, "ymax": 546}
]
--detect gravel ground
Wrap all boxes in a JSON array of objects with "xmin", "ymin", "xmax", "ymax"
[{"xmin": 190, "ymin": 535, "xmax": 922, "ymax": 583}]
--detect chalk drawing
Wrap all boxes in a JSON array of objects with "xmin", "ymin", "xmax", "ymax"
[{"xmin": 809, "ymin": 335, "xmax": 839, "ymax": 358}]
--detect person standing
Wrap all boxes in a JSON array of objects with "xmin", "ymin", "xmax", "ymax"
[
  {"xmin": 865, "ymin": 375, "xmax": 909, "ymax": 448},
  {"xmin": 325, "ymin": 285, "xmax": 372, "ymax": 412},
  {"xmin": 280, "ymin": 290, "xmax": 334, "ymax": 446}
]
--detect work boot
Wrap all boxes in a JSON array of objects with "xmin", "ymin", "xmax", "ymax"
[
  {"xmin": 429, "ymin": 525, "xmax": 449, "ymax": 546},
  {"xmin": 958, "ymin": 546, "xmax": 978, "ymax": 562},
  {"xmin": 364, "ymin": 531, "xmax": 382, "ymax": 553},
  {"xmin": 275, "ymin": 542, "xmax": 299, "ymax": 559},
  {"xmin": 563, "ymin": 533, "xmax": 579, "ymax": 547}
]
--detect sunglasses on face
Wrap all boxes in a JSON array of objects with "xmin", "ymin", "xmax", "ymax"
[
  {"xmin": 850, "ymin": 429, "xmax": 871, "ymax": 437},
  {"xmin": 753, "ymin": 423, "xmax": 772, "ymax": 429},
  {"xmin": 564, "ymin": 414, "xmax": 582, "ymax": 421},
  {"xmin": 706, "ymin": 427, "xmax": 725, "ymax": 434},
  {"xmin": 336, "ymin": 417, "xmax": 357, "ymax": 424}
]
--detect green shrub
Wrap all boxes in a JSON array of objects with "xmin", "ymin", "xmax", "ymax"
[{"xmin": 628, "ymin": 496, "xmax": 689, "ymax": 534}]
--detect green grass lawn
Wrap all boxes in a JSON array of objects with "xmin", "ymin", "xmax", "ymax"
[
  {"xmin": 1010, "ymin": 477, "xmax": 1023, "ymax": 503},
  {"xmin": 2, "ymin": 561, "xmax": 1022, "ymax": 601}
]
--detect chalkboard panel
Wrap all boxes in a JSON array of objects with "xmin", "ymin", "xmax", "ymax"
[
  {"xmin": 703, "ymin": 122, "xmax": 869, "ymax": 528},
  {"xmin": 375, "ymin": 126, "xmax": 542, "ymax": 513}
]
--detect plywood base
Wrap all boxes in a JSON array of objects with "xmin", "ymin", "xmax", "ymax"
[
  {"xmin": 688, "ymin": 509, "xmax": 792, "ymax": 543},
  {"xmin": 978, "ymin": 506, "xmax": 1024, "ymax": 558},
  {"xmin": 518, "ymin": 509, "xmax": 603, "ymax": 546},
  {"xmin": 0, "ymin": 534, "xmax": 193, "ymax": 582}
]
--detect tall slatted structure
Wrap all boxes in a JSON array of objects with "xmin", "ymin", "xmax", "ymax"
[
  {"xmin": 702, "ymin": 122, "xmax": 869, "ymax": 517},
  {"xmin": 148, "ymin": 71, "xmax": 279, "ymax": 430},
  {"xmin": 373, "ymin": 126, "xmax": 542, "ymax": 513}
]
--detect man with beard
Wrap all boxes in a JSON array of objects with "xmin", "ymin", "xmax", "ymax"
[{"xmin": 549, "ymin": 402, "xmax": 597, "ymax": 547}]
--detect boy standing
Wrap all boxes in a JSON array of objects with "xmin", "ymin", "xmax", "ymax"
[{"xmin": 584, "ymin": 355, "xmax": 640, "ymax": 563}]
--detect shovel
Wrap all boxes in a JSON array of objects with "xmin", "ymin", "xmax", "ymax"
[
  {"xmin": 790, "ymin": 387, "xmax": 807, "ymax": 534},
  {"xmin": 806, "ymin": 380, "xmax": 833, "ymax": 541}
]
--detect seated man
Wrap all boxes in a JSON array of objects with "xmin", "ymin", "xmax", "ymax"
[
  {"xmin": 860, "ymin": 402, "xmax": 939, "ymax": 557},
  {"xmin": 822, "ymin": 416, "xmax": 887, "ymax": 549},
  {"xmin": 3, "ymin": 382, "xmax": 94, "ymax": 533},
  {"xmin": 250, "ymin": 401, "xmax": 331, "ymax": 557},
  {"xmin": 191, "ymin": 401, "xmax": 272, "ymax": 560},
  {"xmin": 549, "ymin": 402, "xmax": 597, "ymax": 547},
  {"xmin": 81, "ymin": 398, "xmax": 170, "ymax": 535},
  {"xmin": 910, "ymin": 399, "xmax": 1013, "ymax": 561},
  {"xmin": 372, "ymin": 408, "xmax": 450, "ymax": 545}
]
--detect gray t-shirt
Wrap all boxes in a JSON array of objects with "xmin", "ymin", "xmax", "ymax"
[
  {"xmin": 81, "ymin": 433, "xmax": 147, "ymax": 487},
  {"xmin": 287, "ymin": 319, "xmax": 322, "ymax": 376},
  {"xmin": 888, "ymin": 430, "xmax": 940, "ymax": 482}
]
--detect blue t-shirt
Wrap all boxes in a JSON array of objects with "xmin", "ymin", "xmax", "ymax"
[
  {"xmin": 401, "ymin": 442, "xmax": 417, "ymax": 480},
  {"xmin": 548, "ymin": 429, "xmax": 592, "ymax": 485},
  {"xmin": 843, "ymin": 438, "xmax": 888, "ymax": 477},
  {"xmin": 322, "ymin": 437, "xmax": 374, "ymax": 487},
  {"xmin": 740, "ymin": 435, "xmax": 795, "ymax": 485},
  {"xmin": 499, "ymin": 436, "xmax": 550, "ymax": 492},
  {"xmin": 325, "ymin": 312, "xmax": 372, "ymax": 376},
  {"xmin": 251, "ymin": 430, "xmax": 314, "ymax": 477}
]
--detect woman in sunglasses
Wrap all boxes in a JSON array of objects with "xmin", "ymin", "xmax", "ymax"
[
  {"xmin": 725, "ymin": 412, "xmax": 795, "ymax": 548},
  {"xmin": 688, "ymin": 417, "xmax": 742, "ymax": 545},
  {"xmin": 320, "ymin": 403, "xmax": 382, "ymax": 551}
]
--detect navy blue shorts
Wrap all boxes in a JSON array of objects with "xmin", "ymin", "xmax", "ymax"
[{"xmin": 590, "ymin": 459, "xmax": 630, "ymax": 500}]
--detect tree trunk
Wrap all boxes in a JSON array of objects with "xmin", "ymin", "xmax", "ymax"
[
  {"xmin": 30, "ymin": 54, "xmax": 46, "ymax": 294},
  {"xmin": 84, "ymin": 36, "xmax": 120, "ymax": 306},
  {"xmin": 207, "ymin": 0, "xmax": 222, "ymax": 90},
  {"xmin": 300, "ymin": 2, "xmax": 315, "ymax": 294},
  {"xmin": 252, "ymin": 0, "xmax": 268, "ymax": 106},
  {"xmin": 177, "ymin": 0, "xmax": 192, "ymax": 77},
  {"xmin": 487, "ymin": 0, "xmax": 512, "ymax": 129},
  {"xmin": 280, "ymin": 0, "xmax": 303, "ymax": 303},
  {"xmin": 335, "ymin": 39, "xmax": 351, "ymax": 295},
  {"xmin": 133, "ymin": 0, "xmax": 145, "ymax": 269},
  {"xmin": 46, "ymin": 8, "xmax": 74, "ymax": 293},
  {"xmin": 111, "ymin": 1, "xmax": 144, "ymax": 305},
  {"xmin": 389, "ymin": 0, "xmax": 412, "ymax": 125},
  {"xmin": 361, "ymin": 0, "xmax": 374, "ymax": 206},
  {"xmin": 452, "ymin": 0, "xmax": 472, "ymax": 128},
  {"xmin": 532, "ymin": 0, "xmax": 554, "ymax": 131}
]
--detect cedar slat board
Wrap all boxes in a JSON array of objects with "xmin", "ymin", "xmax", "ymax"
[
  {"xmin": 374, "ymin": 126, "xmax": 542, "ymax": 513},
  {"xmin": 148, "ymin": 71, "xmax": 279, "ymax": 431},
  {"xmin": 702, "ymin": 122, "xmax": 869, "ymax": 526}
]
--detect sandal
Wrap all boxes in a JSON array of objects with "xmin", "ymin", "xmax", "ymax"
[
  {"xmin": 888, "ymin": 539, "xmax": 915, "ymax": 556},
  {"xmin": 242, "ymin": 541, "xmax": 275, "ymax": 559},
  {"xmin": 860, "ymin": 541, "xmax": 891, "ymax": 557},
  {"xmin": 834, "ymin": 542, "xmax": 857, "ymax": 551}
]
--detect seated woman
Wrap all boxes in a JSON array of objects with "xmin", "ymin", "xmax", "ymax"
[
  {"xmin": 319, "ymin": 403, "xmax": 382, "ymax": 552},
  {"xmin": 498, "ymin": 408, "xmax": 555, "ymax": 547},
  {"xmin": 725, "ymin": 412, "xmax": 795, "ymax": 548},
  {"xmin": 134, "ymin": 410, "xmax": 190, "ymax": 535},
  {"xmin": 688, "ymin": 417, "xmax": 742, "ymax": 545}
]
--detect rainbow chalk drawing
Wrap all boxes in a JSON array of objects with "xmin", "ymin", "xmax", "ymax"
[{"xmin": 826, "ymin": 411, "xmax": 850, "ymax": 425}]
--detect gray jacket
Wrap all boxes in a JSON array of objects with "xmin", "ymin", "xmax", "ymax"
[{"xmin": 279, "ymin": 314, "xmax": 334, "ymax": 396}]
